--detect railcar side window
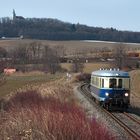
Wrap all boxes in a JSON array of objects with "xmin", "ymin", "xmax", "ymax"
[
  {"xmin": 93, "ymin": 76, "xmax": 96, "ymax": 85},
  {"xmin": 118, "ymin": 79, "xmax": 122, "ymax": 88},
  {"xmin": 91, "ymin": 77, "xmax": 95, "ymax": 85},
  {"xmin": 91, "ymin": 77, "xmax": 93, "ymax": 84},
  {"xmin": 102, "ymin": 79, "xmax": 104, "ymax": 88},
  {"xmin": 97, "ymin": 77, "xmax": 100, "ymax": 87},
  {"xmin": 109, "ymin": 78, "xmax": 116, "ymax": 88}
]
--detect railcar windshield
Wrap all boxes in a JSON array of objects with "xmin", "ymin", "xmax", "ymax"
[
  {"xmin": 118, "ymin": 79, "xmax": 122, "ymax": 88},
  {"xmin": 123, "ymin": 78, "xmax": 130, "ymax": 89},
  {"xmin": 91, "ymin": 76, "xmax": 130, "ymax": 89},
  {"xmin": 109, "ymin": 78, "xmax": 117, "ymax": 88},
  {"xmin": 109, "ymin": 78, "xmax": 130, "ymax": 89}
]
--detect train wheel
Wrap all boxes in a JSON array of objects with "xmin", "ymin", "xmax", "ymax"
[
  {"xmin": 105, "ymin": 103, "xmax": 112, "ymax": 111},
  {"xmin": 92, "ymin": 97, "xmax": 96, "ymax": 102},
  {"xmin": 100, "ymin": 102, "xmax": 104, "ymax": 107},
  {"xmin": 106, "ymin": 105, "xmax": 109, "ymax": 111},
  {"xmin": 123, "ymin": 105, "xmax": 128, "ymax": 112},
  {"xmin": 95, "ymin": 99, "xmax": 99, "ymax": 105}
]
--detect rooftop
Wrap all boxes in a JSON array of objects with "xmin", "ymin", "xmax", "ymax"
[{"xmin": 91, "ymin": 69, "xmax": 130, "ymax": 77}]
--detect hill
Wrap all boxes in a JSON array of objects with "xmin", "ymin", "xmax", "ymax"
[{"xmin": 0, "ymin": 17, "xmax": 140, "ymax": 43}]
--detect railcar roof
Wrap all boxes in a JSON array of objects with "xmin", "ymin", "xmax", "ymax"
[{"xmin": 91, "ymin": 70, "xmax": 129, "ymax": 77}]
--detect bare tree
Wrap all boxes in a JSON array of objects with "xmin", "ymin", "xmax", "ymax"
[
  {"xmin": 28, "ymin": 41, "xmax": 42, "ymax": 62},
  {"xmin": 0, "ymin": 47, "xmax": 7, "ymax": 58},
  {"xmin": 43, "ymin": 45, "xmax": 61, "ymax": 74},
  {"xmin": 112, "ymin": 43, "xmax": 127, "ymax": 69},
  {"xmin": 0, "ymin": 61, "xmax": 5, "ymax": 73},
  {"xmin": 0, "ymin": 61, "xmax": 6, "ymax": 86},
  {"xmin": 53, "ymin": 45, "xmax": 66, "ymax": 57},
  {"xmin": 70, "ymin": 53, "xmax": 84, "ymax": 73},
  {"xmin": 0, "ymin": 47, "xmax": 7, "ymax": 71},
  {"xmin": 9, "ymin": 46, "xmax": 29, "ymax": 72},
  {"xmin": 12, "ymin": 46, "xmax": 29, "ymax": 64}
]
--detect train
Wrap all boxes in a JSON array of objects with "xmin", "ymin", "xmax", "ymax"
[{"xmin": 90, "ymin": 69, "xmax": 130, "ymax": 111}]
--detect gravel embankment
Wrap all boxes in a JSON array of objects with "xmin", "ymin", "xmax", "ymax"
[{"xmin": 73, "ymin": 86, "xmax": 135, "ymax": 140}]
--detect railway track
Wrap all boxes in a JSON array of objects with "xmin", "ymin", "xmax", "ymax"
[{"xmin": 79, "ymin": 83, "xmax": 140, "ymax": 140}]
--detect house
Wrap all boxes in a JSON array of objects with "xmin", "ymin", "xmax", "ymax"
[{"xmin": 4, "ymin": 68, "xmax": 16, "ymax": 75}]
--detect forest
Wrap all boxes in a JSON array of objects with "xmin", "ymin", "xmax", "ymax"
[{"xmin": 0, "ymin": 17, "xmax": 140, "ymax": 43}]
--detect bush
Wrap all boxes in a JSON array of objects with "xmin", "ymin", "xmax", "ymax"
[
  {"xmin": 75, "ymin": 73, "xmax": 91, "ymax": 83},
  {"xmin": 0, "ymin": 91, "xmax": 114, "ymax": 140}
]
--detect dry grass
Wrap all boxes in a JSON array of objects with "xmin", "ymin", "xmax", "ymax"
[
  {"xmin": 61, "ymin": 62, "xmax": 111, "ymax": 73},
  {"xmin": 0, "ymin": 72, "xmax": 62, "ymax": 98},
  {"xmin": 130, "ymin": 70, "xmax": 140, "ymax": 107},
  {"xmin": 61, "ymin": 63, "xmax": 72, "ymax": 71},
  {"xmin": 83, "ymin": 62, "xmax": 111, "ymax": 73},
  {"xmin": 0, "ymin": 80, "xmax": 114, "ymax": 140},
  {"xmin": 11, "ymin": 71, "xmax": 45, "ymax": 76},
  {"xmin": 1, "ymin": 77, "xmax": 75, "ymax": 105},
  {"xmin": 1, "ymin": 39, "xmax": 140, "ymax": 54}
]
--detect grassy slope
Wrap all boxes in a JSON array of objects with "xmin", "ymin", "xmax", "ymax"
[
  {"xmin": 127, "ymin": 70, "xmax": 140, "ymax": 108},
  {"xmin": 130, "ymin": 70, "xmax": 140, "ymax": 95},
  {"xmin": 61, "ymin": 62, "xmax": 111, "ymax": 73},
  {"xmin": 0, "ymin": 81, "xmax": 114, "ymax": 140},
  {"xmin": 0, "ymin": 62, "xmax": 110, "ymax": 98},
  {"xmin": 0, "ymin": 72, "xmax": 62, "ymax": 98}
]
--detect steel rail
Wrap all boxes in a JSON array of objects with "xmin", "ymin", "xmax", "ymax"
[
  {"xmin": 103, "ymin": 109, "xmax": 140, "ymax": 140},
  {"xmin": 79, "ymin": 84, "xmax": 140, "ymax": 140},
  {"xmin": 123, "ymin": 112, "xmax": 140, "ymax": 125}
]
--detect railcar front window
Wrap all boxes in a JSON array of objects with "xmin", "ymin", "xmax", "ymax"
[
  {"xmin": 123, "ymin": 78, "xmax": 130, "ymax": 89},
  {"xmin": 118, "ymin": 79, "xmax": 122, "ymax": 88},
  {"xmin": 109, "ymin": 79, "xmax": 116, "ymax": 88}
]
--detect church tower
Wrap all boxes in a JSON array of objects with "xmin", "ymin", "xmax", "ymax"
[
  {"xmin": 12, "ymin": 9, "xmax": 24, "ymax": 21},
  {"xmin": 13, "ymin": 9, "xmax": 16, "ymax": 21}
]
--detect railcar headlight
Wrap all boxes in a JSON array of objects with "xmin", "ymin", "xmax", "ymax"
[
  {"xmin": 105, "ymin": 92, "xmax": 109, "ymax": 96},
  {"xmin": 125, "ymin": 93, "xmax": 129, "ymax": 97}
]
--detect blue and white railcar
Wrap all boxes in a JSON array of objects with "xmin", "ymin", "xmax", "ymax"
[{"xmin": 90, "ymin": 69, "xmax": 130, "ymax": 110}]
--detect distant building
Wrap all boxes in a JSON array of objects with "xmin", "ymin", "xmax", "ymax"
[
  {"xmin": 128, "ymin": 52, "xmax": 140, "ymax": 58},
  {"xmin": 4, "ymin": 68, "xmax": 16, "ymax": 75},
  {"xmin": 13, "ymin": 9, "xmax": 25, "ymax": 21}
]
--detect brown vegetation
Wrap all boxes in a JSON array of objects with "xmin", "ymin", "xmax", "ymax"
[
  {"xmin": 0, "ymin": 80, "xmax": 114, "ymax": 140},
  {"xmin": 1, "ymin": 39, "xmax": 140, "ymax": 55},
  {"xmin": 75, "ymin": 73, "xmax": 91, "ymax": 83},
  {"xmin": 130, "ymin": 70, "xmax": 140, "ymax": 108},
  {"xmin": 0, "ymin": 40, "xmax": 140, "ymax": 74}
]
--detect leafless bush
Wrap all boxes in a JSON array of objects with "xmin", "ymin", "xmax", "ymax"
[
  {"xmin": 112, "ymin": 43, "xmax": 128, "ymax": 69},
  {"xmin": 0, "ymin": 89, "xmax": 114, "ymax": 140},
  {"xmin": 75, "ymin": 73, "xmax": 91, "ymax": 83}
]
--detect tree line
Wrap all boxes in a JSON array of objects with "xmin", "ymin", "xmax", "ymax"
[
  {"xmin": 0, "ymin": 17, "xmax": 140, "ymax": 43},
  {"xmin": 0, "ymin": 42, "xmax": 85, "ymax": 74},
  {"xmin": 0, "ymin": 42, "xmax": 61, "ymax": 74}
]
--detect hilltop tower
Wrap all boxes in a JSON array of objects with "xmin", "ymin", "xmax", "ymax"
[
  {"xmin": 13, "ymin": 9, "xmax": 16, "ymax": 21},
  {"xmin": 12, "ymin": 9, "xmax": 24, "ymax": 21}
]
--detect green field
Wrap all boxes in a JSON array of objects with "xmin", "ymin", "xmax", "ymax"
[
  {"xmin": 61, "ymin": 62, "xmax": 111, "ymax": 73},
  {"xmin": 0, "ymin": 62, "xmax": 111, "ymax": 98},
  {"xmin": 0, "ymin": 72, "xmax": 62, "ymax": 98}
]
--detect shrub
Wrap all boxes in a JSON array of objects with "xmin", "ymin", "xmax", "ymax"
[
  {"xmin": 75, "ymin": 73, "xmax": 91, "ymax": 83},
  {"xmin": 0, "ymin": 90, "xmax": 114, "ymax": 140}
]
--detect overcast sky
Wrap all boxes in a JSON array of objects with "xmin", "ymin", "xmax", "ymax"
[{"xmin": 1, "ymin": 0, "xmax": 140, "ymax": 32}]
